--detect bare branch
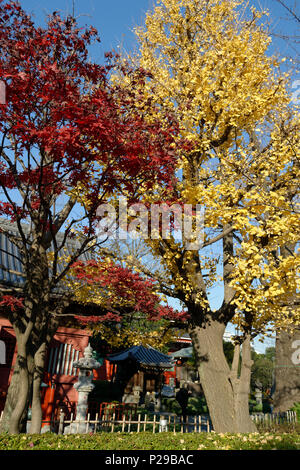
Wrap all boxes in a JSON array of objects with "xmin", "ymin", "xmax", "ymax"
[{"xmin": 276, "ymin": 0, "xmax": 300, "ymax": 23}]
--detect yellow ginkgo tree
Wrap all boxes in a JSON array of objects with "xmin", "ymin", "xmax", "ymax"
[{"xmin": 111, "ymin": 0, "xmax": 300, "ymax": 433}]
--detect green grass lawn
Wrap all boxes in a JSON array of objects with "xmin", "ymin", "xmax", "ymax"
[{"xmin": 0, "ymin": 431, "xmax": 299, "ymax": 450}]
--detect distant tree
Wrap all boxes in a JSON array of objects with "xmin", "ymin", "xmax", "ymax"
[
  {"xmin": 251, "ymin": 350, "xmax": 274, "ymax": 393},
  {"xmin": 265, "ymin": 347, "xmax": 276, "ymax": 363}
]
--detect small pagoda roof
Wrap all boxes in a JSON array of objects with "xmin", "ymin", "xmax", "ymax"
[{"xmin": 108, "ymin": 345, "xmax": 174, "ymax": 369}]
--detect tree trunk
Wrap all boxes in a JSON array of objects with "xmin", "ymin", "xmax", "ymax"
[
  {"xmin": 7, "ymin": 340, "xmax": 30, "ymax": 434},
  {"xmin": 0, "ymin": 357, "xmax": 27, "ymax": 433},
  {"xmin": 4, "ymin": 307, "xmax": 35, "ymax": 434},
  {"xmin": 0, "ymin": 338, "xmax": 35, "ymax": 434},
  {"xmin": 273, "ymin": 327, "xmax": 300, "ymax": 412},
  {"xmin": 7, "ymin": 243, "xmax": 52, "ymax": 434},
  {"xmin": 29, "ymin": 342, "xmax": 47, "ymax": 434},
  {"xmin": 0, "ymin": 317, "xmax": 58, "ymax": 434},
  {"xmin": 233, "ymin": 334, "xmax": 256, "ymax": 432},
  {"xmin": 189, "ymin": 320, "xmax": 256, "ymax": 433},
  {"xmin": 0, "ymin": 237, "xmax": 64, "ymax": 434}
]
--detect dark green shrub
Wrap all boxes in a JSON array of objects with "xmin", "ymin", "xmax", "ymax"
[
  {"xmin": 162, "ymin": 396, "xmax": 208, "ymax": 415},
  {"xmin": 249, "ymin": 398, "xmax": 257, "ymax": 412},
  {"xmin": 252, "ymin": 403, "xmax": 263, "ymax": 413},
  {"xmin": 186, "ymin": 396, "xmax": 208, "ymax": 415},
  {"xmin": 161, "ymin": 398, "xmax": 181, "ymax": 414},
  {"xmin": 0, "ymin": 431, "xmax": 299, "ymax": 451}
]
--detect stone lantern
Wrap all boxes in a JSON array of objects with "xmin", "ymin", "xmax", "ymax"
[{"xmin": 64, "ymin": 343, "xmax": 100, "ymax": 434}]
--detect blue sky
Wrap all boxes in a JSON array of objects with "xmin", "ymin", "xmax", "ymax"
[
  {"xmin": 18, "ymin": 0, "xmax": 153, "ymax": 60},
  {"xmin": 18, "ymin": 0, "xmax": 299, "ymax": 62},
  {"xmin": 14, "ymin": 0, "xmax": 298, "ymax": 353}
]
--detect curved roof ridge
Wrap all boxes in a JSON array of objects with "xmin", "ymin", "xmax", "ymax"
[{"xmin": 108, "ymin": 344, "xmax": 173, "ymax": 367}]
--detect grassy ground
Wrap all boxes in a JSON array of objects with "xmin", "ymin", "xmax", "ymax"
[{"xmin": 0, "ymin": 430, "xmax": 299, "ymax": 450}]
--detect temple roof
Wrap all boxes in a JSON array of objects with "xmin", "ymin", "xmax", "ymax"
[
  {"xmin": 171, "ymin": 346, "xmax": 193, "ymax": 358},
  {"xmin": 108, "ymin": 345, "xmax": 174, "ymax": 369},
  {"xmin": 0, "ymin": 219, "xmax": 92, "ymax": 290}
]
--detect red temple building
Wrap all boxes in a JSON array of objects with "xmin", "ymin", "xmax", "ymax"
[
  {"xmin": 0, "ymin": 317, "xmax": 113, "ymax": 421},
  {"xmin": 0, "ymin": 316, "xmax": 187, "ymax": 423}
]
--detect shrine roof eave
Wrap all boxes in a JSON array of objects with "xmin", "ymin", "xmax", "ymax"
[
  {"xmin": 108, "ymin": 358, "xmax": 173, "ymax": 367},
  {"xmin": 140, "ymin": 362, "xmax": 174, "ymax": 369}
]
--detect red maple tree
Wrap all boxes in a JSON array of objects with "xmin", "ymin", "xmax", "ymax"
[
  {"xmin": 0, "ymin": 1, "xmax": 179, "ymax": 433},
  {"xmin": 72, "ymin": 258, "xmax": 188, "ymax": 324}
]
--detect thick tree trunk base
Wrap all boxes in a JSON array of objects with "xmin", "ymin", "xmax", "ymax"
[
  {"xmin": 0, "ymin": 352, "xmax": 31, "ymax": 434},
  {"xmin": 273, "ymin": 328, "xmax": 300, "ymax": 412},
  {"xmin": 190, "ymin": 321, "xmax": 256, "ymax": 433}
]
